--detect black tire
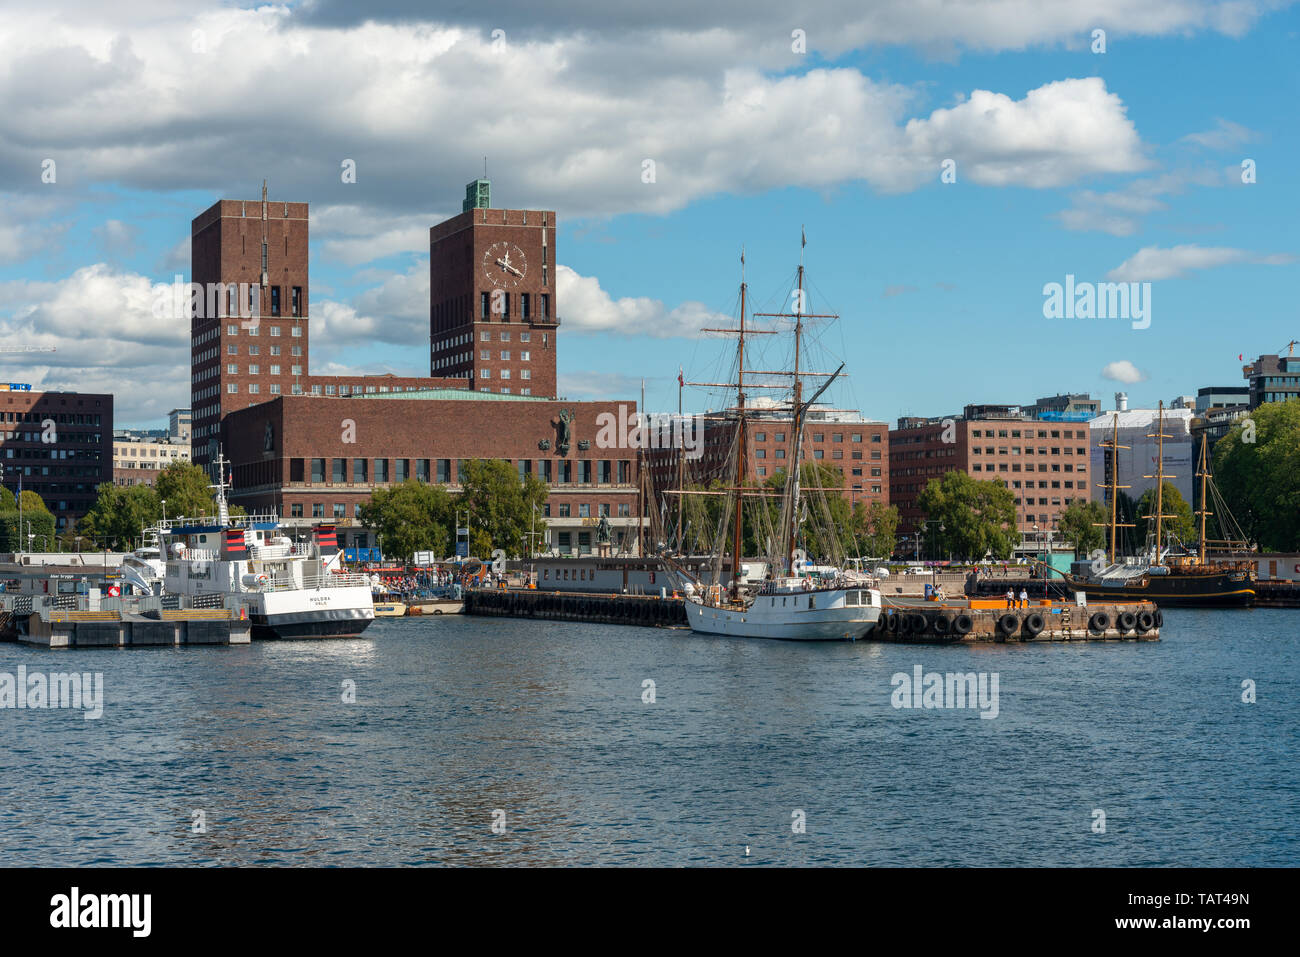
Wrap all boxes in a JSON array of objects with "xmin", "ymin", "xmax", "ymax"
[
  {"xmin": 1136, "ymin": 610, "xmax": 1155, "ymax": 633},
  {"xmin": 887, "ymin": 612, "xmax": 900, "ymax": 634},
  {"xmin": 433, "ymin": 609, "xmax": 443, "ymax": 615},
  {"xmin": 952, "ymin": 613, "xmax": 974, "ymax": 636},
  {"xmin": 1023, "ymin": 612, "xmax": 1045, "ymax": 637},
  {"xmin": 1118, "ymin": 611, "xmax": 1137, "ymax": 633},
  {"xmin": 932, "ymin": 614, "xmax": 952, "ymax": 636},
  {"xmin": 997, "ymin": 614, "xmax": 1019, "ymax": 637},
  {"xmin": 907, "ymin": 614, "xmax": 927, "ymax": 634},
  {"xmin": 1089, "ymin": 611, "xmax": 1110, "ymax": 634},
  {"xmin": 1154, "ymin": 609, "xmax": 1164, "ymax": 628}
]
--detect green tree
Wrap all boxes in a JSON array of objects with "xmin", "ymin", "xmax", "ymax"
[
  {"xmin": 358, "ymin": 480, "xmax": 456, "ymax": 561},
  {"xmin": 0, "ymin": 489, "xmax": 56, "ymax": 551},
  {"xmin": 1135, "ymin": 481, "xmax": 1196, "ymax": 549},
  {"xmin": 1213, "ymin": 400, "xmax": 1300, "ymax": 551},
  {"xmin": 1057, "ymin": 500, "xmax": 1108, "ymax": 557},
  {"xmin": 851, "ymin": 499, "xmax": 900, "ymax": 559},
  {"xmin": 155, "ymin": 461, "xmax": 221, "ymax": 519},
  {"xmin": 916, "ymin": 471, "xmax": 1018, "ymax": 560},
  {"xmin": 457, "ymin": 459, "xmax": 549, "ymax": 558},
  {"xmin": 78, "ymin": 483, "xmax": 162, "ymax": 550}
]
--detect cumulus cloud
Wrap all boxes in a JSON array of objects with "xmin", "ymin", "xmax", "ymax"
[
  {"xmin": 1055, "ymin": 167, "xmax": 1227, "ymax": 235},
  {"xmin": 556, "ymin": 265, "xmax": 731, "ymax": 338},
  {"xmin": 0, "ymin": 264, "xmax": 191, "ymax": 421},
  {"xmin": 1101, "ymin": 360, "xmax": 1145, "ymax": 384},
  {"xmin": 0, "ymin": 10, "xmax": 1156, "ymax": 235},
  {"xmin": 1107, "ymin": 244, "xmax": 1295, "ymax": 281}
]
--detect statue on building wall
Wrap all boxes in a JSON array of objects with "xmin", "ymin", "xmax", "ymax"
[{"xmin": 555, "ymin": 408, "xmax": 574, "ymax": 456}]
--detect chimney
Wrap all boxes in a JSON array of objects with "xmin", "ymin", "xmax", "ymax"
[{"xmin": 1115, "ymin": 392, "xmax": 1128, "ymax": 412}]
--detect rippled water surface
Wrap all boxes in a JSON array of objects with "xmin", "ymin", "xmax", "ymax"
[{"xmin": 1, "ymin": 608, "xmax": 1296, "ymax": 866}]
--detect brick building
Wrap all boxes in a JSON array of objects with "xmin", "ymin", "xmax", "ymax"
[
  {"xmin": 222, "ymin": 389, "xmax": 640, "ymax": 554},
  {"xmin": 889, "ymin": 401, "xmax": 1094, "ymax": 542},
  {"xmin": 429, "ymin": 180, "xmax": 559, "ymax": 398},
  {"xmin": 645, "ymin": 402, "xmax": 889, "ymax": 512},
  {"xmin": 189, "ymin": 184, "xmax": 470, "ymax": 471},
  {"xmin": 204, "ymin": 180, "xmax": 637, "ymax": 556},
  {"xmin": 0, "ymin": 388, "xmax": 113, "ymax": 535}
]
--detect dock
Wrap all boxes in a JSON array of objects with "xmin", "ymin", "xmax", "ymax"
[
  {"xmin": 2, "ymin": 594, "xmax": 253, "ymax": 648},
  {"xmin": 465, "ymin": 588, "xmax": 1159, "ymax": 641},
  {"xmin": 875, "ymin": 597, "xmax": 1160, "ymax": 642}
]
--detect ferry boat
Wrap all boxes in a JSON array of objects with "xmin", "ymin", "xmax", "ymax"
[
  {"xmin": 672, "ymin": 242, "xmax": 882, "ymax": 640},
  {"xmin": 128, "ymin": 455, "xmax": 376, "ymax": 638}
]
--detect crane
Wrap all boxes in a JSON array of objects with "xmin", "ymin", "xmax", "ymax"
[
  {"xmin": 1282, "ymin": 340, "xmax": 1299, "ymax": 357},
  {"xmin": 0, "ymin": 346, "xmax": 56, "ymax": 353}
]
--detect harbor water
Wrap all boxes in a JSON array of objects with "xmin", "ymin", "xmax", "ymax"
[{"xmin": 1, "ymin": 608, "xmax": 1296, "ymax": 866}]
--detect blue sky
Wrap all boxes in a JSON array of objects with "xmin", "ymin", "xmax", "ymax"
[{"xmin": 0, "ymin": 0, "xmax": 1295, "ymax": 427}]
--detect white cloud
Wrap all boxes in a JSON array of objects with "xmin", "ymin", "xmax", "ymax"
[
  {"xmin": 1181, "ymin": 118, "xmax": 1257, "ymax": 150},
  {"xmin": 0, "ymin": 264, "xmax": 191, "ymax": 421},
  {"xmin": 556, "ymin": 265, "xmax": 730, "ymax": 337},
  {"xmin": 1101, "ymin": 360, "xmax": 1145, "ymax": 384},
  {"xmin": 1107, "ymin": 244, "xmax": 1295, "ymax": 281},
  {"xmin": 0, "ymin": 12, "xmax": 1156, "ymax": 232}
]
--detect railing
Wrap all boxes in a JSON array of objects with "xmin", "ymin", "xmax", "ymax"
[
  {"xmin": 259, "ymin": 573, "xmax": 371, "ymax": 592},
  {"xmin": 248, "ymin": 542, "xmax": 312, "ymax": 560}
]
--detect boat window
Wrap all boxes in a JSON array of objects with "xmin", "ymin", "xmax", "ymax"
[{"xmin": 809, "ymin": 595, "xmax": 815, "ymax": 609}]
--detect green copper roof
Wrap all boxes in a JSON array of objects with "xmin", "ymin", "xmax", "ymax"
[{"xmin": 357, "ymin": 387, "xmax": 547, "ymax": 402}]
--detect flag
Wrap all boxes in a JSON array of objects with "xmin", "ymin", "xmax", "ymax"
[
  {"xmin": 801, "ymin": 226, "xmax": 806, "ymax": 249},
  {"xmin": 678, "ymin": 366, "xmax": 684, "ymax": 388},
  {"xmin": 1238, "ymin": 353, "xmax": 1243, "ymax": 361}
]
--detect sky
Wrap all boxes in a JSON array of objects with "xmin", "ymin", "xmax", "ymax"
[{"xmin": 0, "ymin": 0, "xmax": 1296, "ymax": 428}]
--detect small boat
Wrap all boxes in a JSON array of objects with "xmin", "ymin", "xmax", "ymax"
[{"xmin": 372, "ymin": 594, "xmax": 408, "ymax": 617}]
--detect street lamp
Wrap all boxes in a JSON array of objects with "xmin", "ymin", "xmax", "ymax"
[{"xmin": 161, "ymin": 499, "xmax": 167, "ymax": 524}]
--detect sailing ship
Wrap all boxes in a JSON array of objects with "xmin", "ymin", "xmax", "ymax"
[
  {"xmin": 1060, "ymin": 402, "xmax": 1255, "ymax": 607},
  {"xmin": 670, "ymin": 242, "xmax": 883, "ymax": 640},
  {"xmin": 122, "ymin": 454, "xmax": 377, "ymax": 637}
]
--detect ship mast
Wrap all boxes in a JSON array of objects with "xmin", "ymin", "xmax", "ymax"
[
  {"xmin": 730, "ymin": 271, "xmax": 748, "ymax": 598},
  {"xmin": 1144, "ymin": 400, "xmax": 1175, "ymax": 565},
  {"xmin": 1195, "ymin": 435, "xmax": 1211, "ymax": 564},
  {"xmin": 1093, "ymin": 413, "xmax": 1133, "ymax": 565},
  {"xmin": 786, "ymin": 254, "xmax": 805, "ymax": 572}
]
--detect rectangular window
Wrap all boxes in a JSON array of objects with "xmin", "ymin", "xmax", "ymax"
[
  {"xmin": 373, "ymin": 459, "xmax": 388, "ymax": 483},
  {"xmin": 353, "ymin": 458, "xmax": 367, "ymax": 483},
  {"xmin": 271, "ymin": 345, "xmax": 281, "ymax": 356},
  {"xmin": 480, "ymin": 368, "xmax": 490, "ymax": 379},
  {"xmin": 248, "ymin": 383, "xmax": 260, "ymax": 394},
  {"xmin": 227, "ymin": 383, "xmax": 238, "ymax": 393},
  {"xmin": 227, "ymin": 344, "xmax": 237, "ymax": 355},
  {"xmin": 500, "ymin": 369, "xmax": 510, "ymax": 379},
  {"xmin": 332, "ymin": 458, "xmax": 346, "ymax": 483},
  {"xmin": 481, "ymin": 330, "xmax": 490, "ymax": 342},
  {"xmin": 416, "ymin": 459, "xmax": 430, "ymax": 482},
  {"xmin": 311, "ymin": 458, "xmax": 325, "ymax": 482},
  {"xmin": 248, "ymin": 345, "xmax": 259, "ymax": 356},
  {"xmin": 292, "ymin": 287, "xmax": 301, "ymax": 317},
  {"xmin": 333, "ymin": 503, "xmax": 345, "ymax": 519},
  {"xmin": 270, "ymin": 286, "xmax": 281, "ymax": 316},
  {"xmin": 481, "ymin": 292, "xmax": 491, "ymax": 319},
  {"xmin": 500, "ymin": 351, "xmax": 510, "ymax": 360},
  {"xmin": 291, "ymin": 365, "xmax": 302, "ymax": 376},
  {"xmin": 312, "ymin": 503, "xmax": 324, "ymax": 518},
  {"xmin": 270, "ymin": 364, "xmax": 280, "ymax": 375},
  {"xmin": 540, "ymin": 293, "xmax": 550, "ymax": 318},
  {"xmin": 291, "ymin": 503, "xmax": 303, "ymax": 517},
  {"xmin": 394, "ymin": 459, "xmax": 408, "ymax": 482}
]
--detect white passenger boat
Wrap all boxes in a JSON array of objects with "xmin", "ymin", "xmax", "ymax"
[{"xmin": 131, "ymin": 454, "xmax": 375, "ymax": 638}]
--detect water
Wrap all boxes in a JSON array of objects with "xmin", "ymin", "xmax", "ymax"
[{"xmin": 1, "ymin": 608, "xmax": 1296, "ymax": 866}]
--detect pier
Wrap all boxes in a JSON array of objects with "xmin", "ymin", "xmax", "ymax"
[
  {"xmin": 465, "ymin": 587, "xmax": 1158, "ymax": 641},
  {"xmin": 2, "ymin": 594, "xmax": 253, "ymax": 648}
]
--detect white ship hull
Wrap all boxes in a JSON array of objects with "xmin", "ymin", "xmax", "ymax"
[
  {"xmin": 686, "ymin": 587, "xmax": 881, "ymax": 641},
  {"xmin": 247, "ymin": 586, "xmax": 376, "ymax": 639}
]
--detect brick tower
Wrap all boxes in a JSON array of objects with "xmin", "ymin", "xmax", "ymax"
[{"xmin": 428, "ymin": 180, "xmax": 559, "ymax": 398}]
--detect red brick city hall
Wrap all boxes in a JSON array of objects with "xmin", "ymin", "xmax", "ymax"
[{"xmin": 222, "ymin": 390, "xmax": 641, "ymax": 554}]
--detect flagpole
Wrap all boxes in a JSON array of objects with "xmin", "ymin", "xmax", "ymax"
[{"xmin": 676, "ymin": 364, "xmax": 684, "ymax": 550}]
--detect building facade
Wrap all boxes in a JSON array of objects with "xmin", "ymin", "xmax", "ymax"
[
  {"xmin": 221, "ymin": 390, "xmax": 640, "ymax": 555},
  {"xmin": 1242, "ymin": 353, "xmax": 1300, "ymax": 408},
  {"xmin": 0, "ymin": 389, "xmax": 113, "ymax": 534},
  {"xmin": 113, "ymin": 407, "xmax": 192, "ymax": 486},
  {"xmin": 889, "ymin": 400, "xmax": 1095, "ymax": 542},
  {"xmin": 189, "ymin": 185, "xmax": 469, "ymax": 471},
  {"xmin": 429, "ymin": 180, "xmax": 560, "ymax": 398}
]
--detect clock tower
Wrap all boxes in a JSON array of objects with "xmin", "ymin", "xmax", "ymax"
[{"xmin": 429, "ymin": 180, "xmax": 558, "ymax": 398}]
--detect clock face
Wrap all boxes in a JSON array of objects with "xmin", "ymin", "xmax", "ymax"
[{"xmin": 483, "ymin": 241, "xmax": 527, "ymax": 288}]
